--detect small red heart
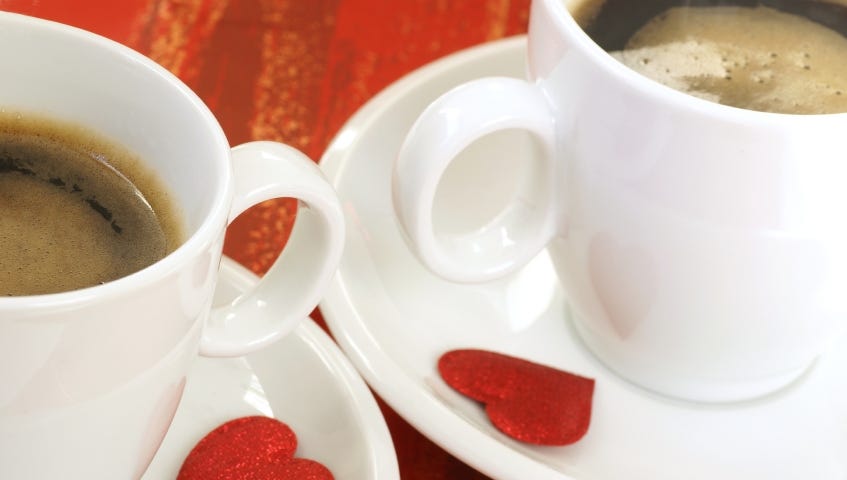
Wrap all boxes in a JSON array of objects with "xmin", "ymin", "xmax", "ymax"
[
  {"xmin": 439, "ymin": 349, "xmax": 594, "ymax": 446},
  {"xmin": 177, "ymin": 416, "xmax": 334, "ymax": 480}
]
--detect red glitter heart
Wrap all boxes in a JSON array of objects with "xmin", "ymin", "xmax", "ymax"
[
  {"xmin": 439, "ymin": 349, "xmax": 595, "ymax": 446},
  {"xmin": 177, "ymin": 416, "xmax": 334, "ymax": 480}
]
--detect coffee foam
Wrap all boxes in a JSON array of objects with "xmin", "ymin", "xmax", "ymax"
[
  {"xmin": 0, "ymin": 112, "xmax": 184, "ymax": 296},
  {"xmin": 610, "ymin": 5, "xmax": 847, "ymax": 114},
  {"xmin": 0, "ymin": 173, "xmax": 162, "ymax": 295}
]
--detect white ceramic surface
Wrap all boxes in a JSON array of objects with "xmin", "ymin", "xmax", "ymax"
[
  {"xmin": 0, "ymin": 13, "xmax": 344, "ymax": 479},
  {"xmin": 144, "ymin": 257, "xmax": 399, "ymax": 480},
  {"xmin": 320, "ymin": 37, "xmax": 847, "ymax": 480},
  {"xmin": 392, "ymin": 0, "xmax": 847, "ymax": 402}
]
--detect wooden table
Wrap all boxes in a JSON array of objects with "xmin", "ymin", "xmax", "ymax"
[{"xmin": 0, "ymin": 1, "xmax": 532, "ymax": 478}]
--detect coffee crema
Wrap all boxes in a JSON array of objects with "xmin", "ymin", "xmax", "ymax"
[
  {"xmin": 0, "ymin": 112, "xmax": 184, "ymax": 296},
  {"xmin": 573, "ymin": 0, "xmax": 847, "ymax": 114}
]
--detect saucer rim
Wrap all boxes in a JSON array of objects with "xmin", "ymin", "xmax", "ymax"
[{"xmin": 146, "ymin": 257, "xmax": 400, "ymax": 480}]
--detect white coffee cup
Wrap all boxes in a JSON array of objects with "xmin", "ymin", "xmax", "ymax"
[
  {"xmin": 0, "ymin": 13, "xmax": 344, "ymax": 479},
  {"xmin": 393, "ymin": 0, "xmax": 847, "ymax": 403}
]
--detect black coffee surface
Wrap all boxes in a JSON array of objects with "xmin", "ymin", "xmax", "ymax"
[{"xmin": 0, "ymin": 112, "xmax": 184, "ymax": 296}]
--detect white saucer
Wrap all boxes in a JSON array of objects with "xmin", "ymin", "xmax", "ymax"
[
  {"xmin": 319, "ymin": 36, "xmax": 847, "ymax": 480},
  {"xmin": 142, "ymin": 258, "xmax": 399, "ymax": 479}
]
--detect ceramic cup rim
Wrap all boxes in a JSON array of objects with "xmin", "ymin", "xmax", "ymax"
[
  {"xmin": 0, "ymin": 12, "xmax": 232, "ymax": 311},
  {"xmin": 544, "ymin": 0, "xmax": 847, "ymax": 125}
]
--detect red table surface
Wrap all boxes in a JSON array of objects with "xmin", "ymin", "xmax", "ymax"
[{"xmin": 0, "ymin": 1, "xmax": 532, "ymax": 478}]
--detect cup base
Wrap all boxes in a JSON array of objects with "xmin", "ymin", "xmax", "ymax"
[{"xmin": 566, "ymin": 307, "xmax": 815, "ymax": 404}]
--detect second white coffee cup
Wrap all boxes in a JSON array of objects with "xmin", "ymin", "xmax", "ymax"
[{"xmin": 393, "ymin": 0, "xmax": 847, "ymax": 403}]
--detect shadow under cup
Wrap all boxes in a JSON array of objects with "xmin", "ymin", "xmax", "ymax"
[
  {"xmin": 0, "ymin": 13, "xmax": 231, "ymax": 479},
  {"xmin": 537, "ymin": 0, "xmax": 847, "ymax": 402}
]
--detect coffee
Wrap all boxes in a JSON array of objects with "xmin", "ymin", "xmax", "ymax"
[
  {"xmin": 0, "ymin": 112, "xmax": 184, "ymax": 296},
  {"xmin": 572, "ymin": 0, "xmax": 847, "ymax": 114}
]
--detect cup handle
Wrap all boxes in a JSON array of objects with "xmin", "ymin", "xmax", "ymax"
[
  {"xmin": 393, "ymin": 77, "xmax": 557, "ymax": 283},
  {"xmin": 199, "ymin": 141, "xmax": 345, "ymax": 357}
]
